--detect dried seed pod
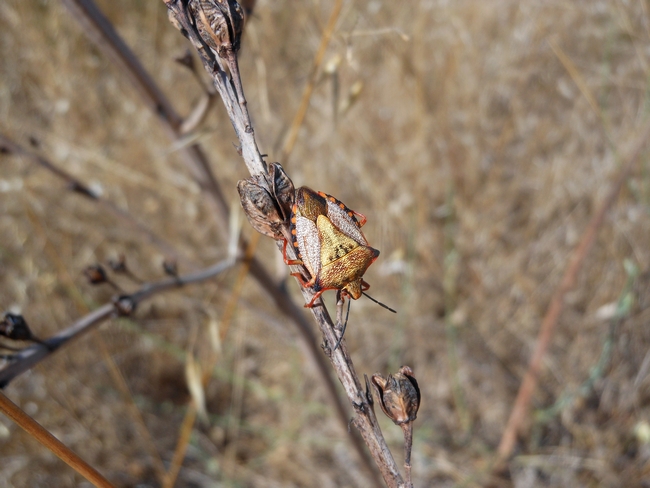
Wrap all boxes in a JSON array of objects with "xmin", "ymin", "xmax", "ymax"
[
  {"xmin": 84, "ymin": 264, "xmax": 109, "ymax": 285},
  {"xmin": 371, "ymin": 366, "xmax": 420, "ymax": 425},
  {"xmin": 189, "ymin": 0, "xmax": 244, "ymax": 57},
  {"xmin": 188, "ymin": 0, "xmax": 251, "ymax": 132},
  {"xmin": 107, "ymin": 254, "xmax": 143, "ymax": 284},
  {"xmin": 237, "ymin": 163, "xmax": 295, "ymax": 240},
  {"xmin": 238, "ymin": 177, "xmax": 283, "ymax": 239},
  {"xmin": 268, "ymin": 162, "xmax": 295, "ymax": 221},
  {"xmin": 107, "ymin": 254, "xmax": 127, "ymax": 273},
  {"xmin": 0, "ymin": 313, "xmax": 34, "ymax": 341},
  {"xmin": 84, "ymin": 264, "xmax": 121, "ymax": 290},
  {"xmin": 163, "ymin": 258, "xmax": 179, "ymax": 277},
  {"xmin": 113, "ymin": 295, "xmax": 137, "ymax": 317}
]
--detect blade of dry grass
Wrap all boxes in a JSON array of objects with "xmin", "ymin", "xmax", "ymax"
[
  {"xmin": 280, "ymin": 0, "xmax": 343, "ymax": 159},
  {"xmin": 496, "ymin": 116, "xmax": 650, "ymax": 462},
  {"xmin": 93, "ymin": 335, "xmax": 167, "ymax": 481},
  {"xmin": 0, "ymin": 391, "xmax": 116, "ymax": 488},
  {"xmin": 162, "ymin": 404, "xmax": 198, "ymax": 488},
  {"xmin": 547, "ymin": 39, "xmax": 615, "ymax": 149}
]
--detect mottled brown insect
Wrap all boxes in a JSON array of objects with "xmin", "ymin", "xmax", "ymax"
[
  {"xmin": 239, "ymin": 166, "xmax": 382, "ymax": 309},
  {"xmin": 284, "ymin": 187, "xmax": 379, "ymax": 308}
]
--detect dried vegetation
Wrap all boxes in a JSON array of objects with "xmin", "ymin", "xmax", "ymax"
[{"xmin": 1, "ymin": 0, "xmax": 650, "ymax": 486}]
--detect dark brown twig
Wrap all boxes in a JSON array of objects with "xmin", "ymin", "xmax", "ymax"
[
  {"xmin": 0, "ymin": 258, "xmax": 235, "ymax": 388},
  {"xmin": 496, "ymin": 118, "xmax": 650, "ymax": 462}
]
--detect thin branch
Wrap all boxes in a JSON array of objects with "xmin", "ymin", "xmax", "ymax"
[
  {"xmin": 58, "ymin": 0, "xmax": 390, "ymax": 486},
  {"xmin": 164, "ymin": 2, "xmax": 402, "ymax": 485},
  {"xmin": 0, "ymin": 258, "xmax": 235, "ymax": 388},
  {"xmin": 59, "ymin": 0, "xmax": 380, "ymax": 482},
  {"xmin": 0, "ymin": 390, "xmax": 116, "ymax": 488},
  {"xmin": 0, "ymin": 134, "xmax": 195, "ymax": 270},
  {"xmin": 280, "ymin": 0, "xmax": 343, "ymax": 159},
  {"xmin": 162, "ymin": 404, "xmax": 197, "ymax": 488},
  {"xmin": 496, "ymin": 117, "xmax": 650, "ymax": 462}
]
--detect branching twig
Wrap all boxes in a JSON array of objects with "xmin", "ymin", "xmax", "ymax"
[
  {"xmin": 164, "ymin": 2, "xmax": 403, "ymax": 485},
  {"xmin": 496, "ymin": 118, "xmax": 650, "ymax": 462},
  {"xmin": 59, "ymin": 0, "xmax": 383, "ymax": 482},
  {"xmin": 0, "ymin": 258, "xmax": 235, "ymax": 388}
]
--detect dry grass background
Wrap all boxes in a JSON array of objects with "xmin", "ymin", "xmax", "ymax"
[{"xmin": 1, "ymin": 0, "xmax": 650, "ymax": 486}]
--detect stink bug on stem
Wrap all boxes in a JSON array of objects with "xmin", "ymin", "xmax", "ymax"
[
  {"xmin": 284, "ymin": 187, "xmax": 380, "ymax": 308},
  {"xmin": 238, "ymin": 164, "xmax": 394, "ymax": 317}
]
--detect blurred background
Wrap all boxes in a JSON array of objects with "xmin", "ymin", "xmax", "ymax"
[{"xmin": 2, "ymin": 1, "xmax": 650, "ymax": 486}]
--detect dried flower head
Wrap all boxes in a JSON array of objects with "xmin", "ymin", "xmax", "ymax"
[
  {"xmin": 371, "ymin": 366, "xmax": 420, "ymax": 425},
  {"xmin": 0, "ymin": 313, "xmax": 35, "ymax": 341},
  {"xmin": 113, "ymin": 295, "xmax": 137, "ymax": 317},
  {"xmin": 189, "ymin": 0, "xmax": 244, "ymax": 58},
  {"xmin": 238, "ymin": 163, "xmax": 295, "ymax": 239},
  {"xmin": 107, "ymin": 254, "xmax": 127, "ymax": 273},
  {"xmin": 84, "ymin": 264, "xmax": 109, "ymax": 285}
]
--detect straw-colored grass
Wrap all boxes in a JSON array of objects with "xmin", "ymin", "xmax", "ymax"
[{"xmin": 1, "ymin": 0, "xmax": 650, "ymax": 486}]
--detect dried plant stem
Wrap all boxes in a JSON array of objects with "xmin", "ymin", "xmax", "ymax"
[
  {"xmin": 0, "ymin": 135, "xmax": 194, "ymax": 270},
  {"xmin": 0, "ymin": 259, "xmax": 235, "ymax": 388},
  {"xmin": 281, "ymin": 0, "xmax": 343, "ymax": 159},
  {"xmin": 163, "ymin": 1, "xmax": 401, "ymax": 484},
  {"xmin": 163, "ymin": 404, "xmax": 197, "ymax": 488},
  {"xmin": 401, "ymin": 423, "xmax": 413, "ymax": 488},
  {"xmin": 60, "ymin": 0, "xmax": 380, "ymax": 481},
  {"xmin": 496, "ymin": 118, "xmax": 650, "ymax": 462},
  {"xmin": 0, "ymin": 391, "xmax": 115, "ymax": 487}
]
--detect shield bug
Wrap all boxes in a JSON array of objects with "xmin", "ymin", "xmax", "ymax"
[
  {"xmin": 237, "ymin": 162, "xmax": 295, "ymax": 239},
  {"xmin": 283, "ymin": 187, "xmax": 380, "ymax": 308}
]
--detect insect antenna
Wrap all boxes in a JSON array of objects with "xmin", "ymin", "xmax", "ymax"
[
  {"xmin": 333, "ymin": 298, "xmax": 352, "ymax": 352},
  {"xmin": 362, "ymin": 292, "xmax": 397, "ymax": 313}
]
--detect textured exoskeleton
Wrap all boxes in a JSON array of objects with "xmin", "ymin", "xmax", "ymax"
[{"xmin": 284, "ymin": 187, "xmax": 379, "ymax": 307}]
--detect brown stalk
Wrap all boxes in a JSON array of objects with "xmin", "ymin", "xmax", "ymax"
[
  {"xmin": 0, "ymin": 259, "xmax": 235, "ymax": 388},
  {"xmin": 162, "ymin": 404, "xmax": 198, "ymax": 488},
  {"xmin": 496, "ymin": 117, "xmax": 650, "ymax": 462},
  {"xmin": 0, "ymin": 390, "xmax": 116, "ymax": 487},
  {"xmin": 60, "ymin": 0, "xmax": 382, "ymax": 483},
  {"xmin": 164, "ymin": 1, "xmax": 402, "ymax": 484},
  {"xmin": 280, "ymin": 0, "xmax": 343, "ymax": 159}
]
